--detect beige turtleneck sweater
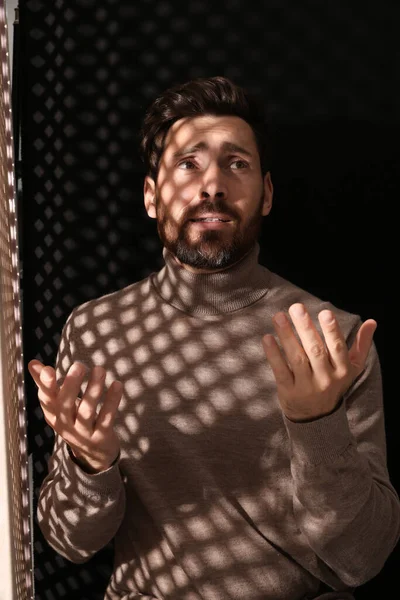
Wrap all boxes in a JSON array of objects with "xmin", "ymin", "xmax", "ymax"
[{"xmin": 37, "ymin": 242, "xmax": 400, "ymax": 600}]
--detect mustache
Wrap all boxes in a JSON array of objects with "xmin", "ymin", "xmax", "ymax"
[{"xmin": 184, "ymin": 201, "xmax": 237, "ymax": 222}]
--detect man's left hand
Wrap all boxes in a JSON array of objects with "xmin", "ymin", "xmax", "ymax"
[{"xmin": 262, "ymin": 303, "xmax": 377, "ymax": 422}]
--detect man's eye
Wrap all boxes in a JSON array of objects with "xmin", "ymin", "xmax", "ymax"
[
  {"xmin": 178, "ymin": 160, "xmax": 196, "ymax": 170},
  {"xmin": 231, "ymin": 160, "xmax": 248, "ymax": 170}
]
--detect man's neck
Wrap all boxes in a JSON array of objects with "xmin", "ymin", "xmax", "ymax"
[{"xmin": 153, "ymin": 241, "xmax": 270, "ymax": 316}]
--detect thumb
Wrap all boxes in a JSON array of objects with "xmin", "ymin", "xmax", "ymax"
[
  {"xmin": 349, "ymin": 319, "xmax": 377, "ymax": 374},
  {"xmin": 28, "ymin": 360, "xmax": 45, "ymax": 386}
]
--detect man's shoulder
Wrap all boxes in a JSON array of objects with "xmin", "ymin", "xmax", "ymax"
[
  {"xmin": 67, "ymin": 273, "xmax": 155, "ymax": 329},
  {"xmin": 267, "ymin": 268, "xmax": 362, "ymax": 342}
]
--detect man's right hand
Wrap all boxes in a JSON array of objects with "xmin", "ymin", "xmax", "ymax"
[{"xmin": 28, "ymin": 360, "xmax": 123, "ymax": 473}]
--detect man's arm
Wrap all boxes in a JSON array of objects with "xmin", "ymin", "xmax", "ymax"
[
  {"xmin": 30, "ymin": 309, "xmax": 126, "ymax": 563},
  {"xmin": 36, "ymin": 433, "xmax": 126, "ymax": 563},
  {"xmin": 263, "ymin": 306, "xmax": 400, "ymax": 586}
]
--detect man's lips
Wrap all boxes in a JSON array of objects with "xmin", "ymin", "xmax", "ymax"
[
  {"xmin": 188, "ymin": 213, "xmax": 233, "ymax": 222},
  {"xmin": 187, "ymin": 217, "xmax": 234, "ymax": 230}
]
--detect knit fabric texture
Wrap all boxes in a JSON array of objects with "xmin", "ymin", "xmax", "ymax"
[{"xmin": 37, "ymin": 242, "xmax": 400, "ymax": 599}]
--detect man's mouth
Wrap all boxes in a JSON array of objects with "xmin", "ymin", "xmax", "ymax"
[
  {"xmin": 187, "ymin": 217, "xmax": 234, "ymax": 230},
  {"xmin": 189, "ymin": 213, "xmax": 233, "ymax": 223},
  {"xmin": 190, "ymin": 217, "xmax": 231, "ymax": 222}
]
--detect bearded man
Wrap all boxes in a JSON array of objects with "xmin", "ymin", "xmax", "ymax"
[{"xmin": 29, "ymin": 76, "xmax": 399, "ymax": 600}]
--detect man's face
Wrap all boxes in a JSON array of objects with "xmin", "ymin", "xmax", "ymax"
[{"xmin": 144, "ymin": 115, "xmax": 273, "ymax": 272}]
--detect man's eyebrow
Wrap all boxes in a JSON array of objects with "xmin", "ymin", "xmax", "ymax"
[
  {"xmin": 171, "ymin": 141, "xmax": 253, "ymax": 160},
  {"xmin": 172, "ymin": 142, "xmax": 208, "ymax": 159},
  {"xmin": 221, "ymin": 142, "xmax": 253, "ymax": 157}
]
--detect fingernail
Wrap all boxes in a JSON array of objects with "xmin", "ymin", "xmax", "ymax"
[
  {"xmin": 320, "ymin": 310, "xmax": 334, "ymax": 323},
  {"xmin": 41, "ymin": 368, "xmax": 53, "ymax": 380},
  {"xmin": 291, "ymin": 304, "xmax": 306, "ymax": 318},
  {"xmin": 70, "ymin": 363, "xmax": 84, "ymax": 376},
  {"xmin": 274, "ymin": 313, "xmax": 287, "ymax": 327},
  {"xmin": 263, "ymin": 335, "xmax": 274, "ymax": 347},
  {"xmin": 112, "ymin": 381, "xmax": 123, "ymax": 392}
]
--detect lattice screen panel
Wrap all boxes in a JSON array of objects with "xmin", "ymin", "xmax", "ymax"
[
  {"xmin": 18, "ymin": 1, "xmax": 395, "ymax": 599},
  {"xmin": 0, "ymin": 1, "xmax": 33, "ymax": 599}
]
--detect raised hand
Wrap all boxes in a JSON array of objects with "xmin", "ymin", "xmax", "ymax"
[
  {"xmin": 262, "ymin": 303, "xmax": 377, "ymax": 422},
  {"xmin": 28, "ymin": 360, "xmax": 123, "ymax": 473}
]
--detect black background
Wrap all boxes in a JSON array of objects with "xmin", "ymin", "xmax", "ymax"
[{"xmin": 19, "ymin": 0, "xmax": 396, "ymax": 598}]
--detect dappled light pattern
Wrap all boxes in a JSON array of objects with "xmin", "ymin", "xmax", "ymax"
[
  {"xmin": 37, "ymin": 242, "xmax": 399, "ymax": 599},
  {"xmin": 19, "ymin": 1, "xmax": 396, "ymax": 598}
]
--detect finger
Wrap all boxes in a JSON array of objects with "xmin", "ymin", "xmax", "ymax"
[
  {"xmin": 272, "ymin": 310, "xmax": 312, "ymax": 379},
  {"xmin": 75, "ymin": 366, "xmax": 106, "ymax": 432},
  {"xmin": 348, "ymin": 319, "xmax": 377, "ymax": 374},
  {"xmin": 96, "ymin": 381, "xmax": 123, "ymax": 431},
  {"xmin": 262, "ymin": 334, "xmax": 294, "ymax": 388},
  {"xmin": 28, "ymin": 361, "xmax": 58, "ymax": 408},
  {"xmin": 288, "ymin": 304, "xmax": 333, "ymax": 376},
  {"xmin": 57, "ymin": 362, "xmax": 87, "ymax": 423},
  {"xmin": 39, "ymin": 365, "xmax": 58, "ymax": 392},
  {"xmin": 28, "ymin": 363, "xmax": 59, "ymax": 422},
  {"xmin": 28, "ymin": 360, "xmax": 45, "ymax": 387},
  {"xmin": 317, "ymin": 309, "xmax": 350, "ymax": 372}
]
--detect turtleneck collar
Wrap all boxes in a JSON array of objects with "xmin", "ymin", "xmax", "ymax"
[{"xmin": 151, "ymin": 242, "xmax": 271, "ymax": 316}]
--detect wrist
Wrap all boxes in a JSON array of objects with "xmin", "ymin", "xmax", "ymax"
[
  {"xmin": 67, "ymin": 446, "xmax": 120, "ymax": 474},
  {"xmin": 283, "ymin": 398, "xmax": 343, "ymax": 423}
]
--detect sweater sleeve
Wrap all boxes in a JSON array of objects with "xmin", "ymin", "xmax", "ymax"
[
  {"xmin": 283, "ymin": 317, "xmax": 400, "ymax": 587},
  {"xmin": 36, "ymin": 309, "xmax": 126, "ymax": 563}
]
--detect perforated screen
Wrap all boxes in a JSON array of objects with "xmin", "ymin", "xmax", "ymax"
[{"xmin": 0, "ymin": 1, "xmax": 33, "ymax": 598}]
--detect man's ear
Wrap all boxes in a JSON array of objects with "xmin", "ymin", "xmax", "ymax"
[
  {"xmin": 262, "ymin": 171, "xmax": 273, "ymax": 216},
  {"xmin": 144, "ymin": 176, "xmax": 157, "ymax": 219}
]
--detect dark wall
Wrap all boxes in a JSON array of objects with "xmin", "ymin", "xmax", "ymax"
[{"xmin": 19, "ymin": 1, "xmax": 396, "ymax": 598}]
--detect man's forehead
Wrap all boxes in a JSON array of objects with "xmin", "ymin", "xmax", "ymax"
[{"xmin": 164, "ymin": 115, "xmax": 256, "ymax": 152}]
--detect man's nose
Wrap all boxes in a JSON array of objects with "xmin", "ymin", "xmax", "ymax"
[{"xmin": 200, "ymin": 165, "xmax": 228, "ymax": 199}]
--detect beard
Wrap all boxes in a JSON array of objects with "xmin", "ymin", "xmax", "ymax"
[{"xmin": 155, "ymin": 189, "xmax": 265, "ymax": 270}]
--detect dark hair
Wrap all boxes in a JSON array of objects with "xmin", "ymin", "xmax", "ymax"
[{"xmin": 139, "ymin": 76, "xmax": 270, "ymax": 181}]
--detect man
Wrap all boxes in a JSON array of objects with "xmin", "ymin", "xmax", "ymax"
[{"xmin": 28, "ymin": 76, "xmax": 399, "ymax": 600}]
